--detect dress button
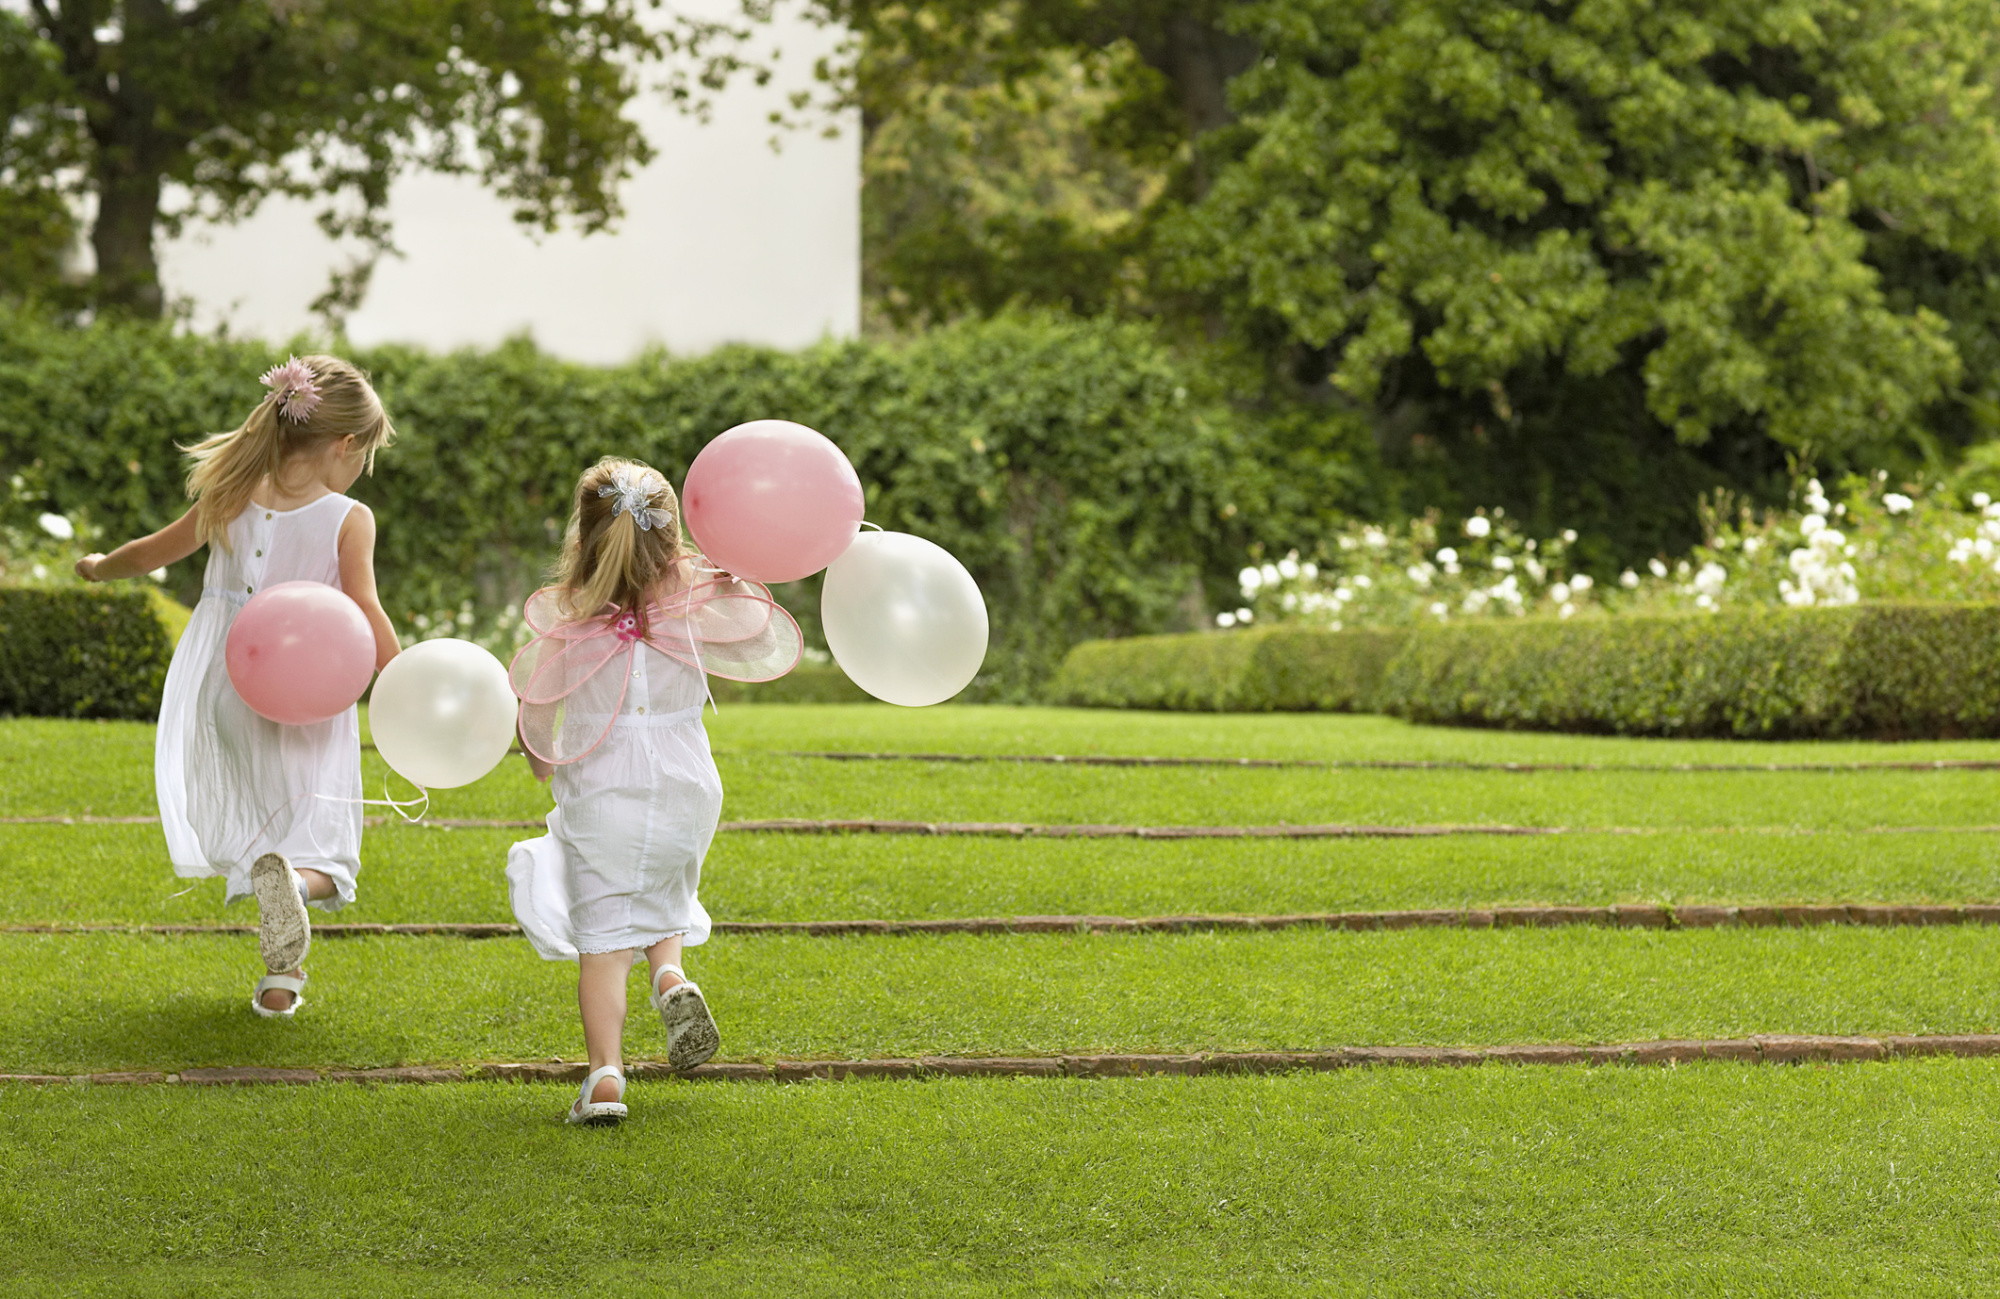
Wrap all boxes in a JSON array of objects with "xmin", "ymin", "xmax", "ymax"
[
  {"xmin": 246, "ymin": 585, "xmax": 254, "ymax": 594},
  {"xmin": 255, "ymin": 549, "xmax": 262, "ymax": 557},
  {"xmin": 265, "ymin": 512, "xmax": 273, "ymax": 520},
  {"xmin": 636, "ymin": 706, "xmax": 645, "ymax": 714}
]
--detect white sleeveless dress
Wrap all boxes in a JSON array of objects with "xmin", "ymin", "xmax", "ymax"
[{"xmin": 155, "ymin": 494, "xmax": 364, "ymax": 910}]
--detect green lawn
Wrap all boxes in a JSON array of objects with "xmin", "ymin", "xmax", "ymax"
[
  {"xmin": 9, "ymin": 705, "xmax": 2000, "ymax": 1294},
  {"xmin": 7, "ymin": 1063, "xmax": 2000, "ymax": 1295},
  {"xmin": 6, "ymin": 925, "xmax": 1999, "ymax": 1073},
  {"xmin": 9, "ymin": 823, "xmax": 2000, "ymax": 928}
]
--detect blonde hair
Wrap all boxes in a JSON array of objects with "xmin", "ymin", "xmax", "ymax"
[
  {"xmin": 182, "ymin": 354, "xmax": 395, "ymax": 548},
  {"xmin": 552, "ymin": 456, "xmax": 688, "ymax": 633}
]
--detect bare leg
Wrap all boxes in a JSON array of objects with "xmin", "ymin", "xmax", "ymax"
[
  {"xmin": 644, "ymin": 934, "xmax": 686, "ymax": 995},
  {"xmin": 578, "ymin": 951, "xmax": 633, "ymax": 1103},
  {"xmin": 258, "ymin": 868, "xmax": 340, "ymax": 1012}
]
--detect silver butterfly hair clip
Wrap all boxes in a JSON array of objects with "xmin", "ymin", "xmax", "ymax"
[{"xmin": 598, "ymin": 467, "xmax": 676, "ymax": 532}]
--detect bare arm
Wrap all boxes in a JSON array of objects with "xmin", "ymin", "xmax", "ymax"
[
  {"xmin": 76, "ymin": 507, "xmax": 204, "ymax": 582},
  {"xmin": 516, "ymin": 715, "xmax": 553, "ymax": 783},
  {"xmin": 336, "ymin": 503, "xmax": 401, "ymax": 670}
]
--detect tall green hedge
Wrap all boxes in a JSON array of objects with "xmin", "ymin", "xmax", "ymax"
[
  {"xmin": 1054, "ymin": 604, "xmax": 2000, "ymax": 739},
  {"xmin": 0, "ymin": 306, "xmax": 1288, "ymax": 699},
  {"xmin": 0, "ymin": 588, "xmax": 170, "ymax": 719}
]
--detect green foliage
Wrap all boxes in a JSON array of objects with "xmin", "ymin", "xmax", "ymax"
[
  {"xmin": 1164, "ymin": 0, "xmax": 1999, "ymax": 456},
  {"xmin": 0, "ymin": 305, "xmax": 1286, "ymax": 699},
  {"xmin": 1383, "ymin": 603, "xmax": 2000, "ymax": 739},
  {"xmin": 1052, "ymin": 624, "xmax": 1405, "ymax": 712},
  {"xmin": 4, "ymin": 1, "xmax": 671, "ymax": 316},
  {"xmin": 711, "ymin": 665, "xmax": 872, "ymax": 705},
  {"xmin": 0, "ymin": 588, "xmax": 167, "ymax": 719}
]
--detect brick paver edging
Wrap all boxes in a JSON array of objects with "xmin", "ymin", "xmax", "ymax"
[
  {"xmin": 781, "ymin": 749, "xmax": 2000, "ymax": 774},
  {"xmin": 10, "ymin": 1034, "xmax": 2000, "ymax": 1089},
  {"xmin": 9, "ymin": 901, "xmax": 1998, "ymax": 940}
]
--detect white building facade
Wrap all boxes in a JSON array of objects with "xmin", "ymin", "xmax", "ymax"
[{"xmin": 156, "ymin": 9, "xmax": 859, "ymax": 364}]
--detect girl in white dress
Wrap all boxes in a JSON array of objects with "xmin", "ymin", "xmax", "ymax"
[
  {"xmin": 77, "ymin": 355, "xmax": 401, "ymax": 1017},
  {"xmin": 507, "ymin": 457, "xmax": 799, "ymax": 1125}
]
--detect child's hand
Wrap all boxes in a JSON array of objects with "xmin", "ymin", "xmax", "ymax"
[
  {"xmin": 74, "ymin": 554, "xmax": 104, "ymax": 582},
  {"xmin": 525, "ymin": 751, "xmax": 554, "ymax": 784}
]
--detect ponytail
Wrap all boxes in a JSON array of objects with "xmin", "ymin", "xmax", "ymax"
[
  {"xmin": 552, "ymin": 457, "xmax": 686, "ymax": 630},
  {"xmin": 181, "ymin": 354, "xmax": 395, "ymax": 549}
]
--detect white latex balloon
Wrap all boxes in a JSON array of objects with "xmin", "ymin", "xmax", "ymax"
[
  {"xmin": 821, "ymin": 531, "xmax": 988, "ymax": 707},
  {"xmin": 368, "ymin": 638, "xmax": 518, "ymax": 788}
]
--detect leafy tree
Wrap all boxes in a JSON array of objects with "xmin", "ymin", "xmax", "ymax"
[{"xmin": 0, "ymin": 1, "xmax": 703, "ymax": 319}]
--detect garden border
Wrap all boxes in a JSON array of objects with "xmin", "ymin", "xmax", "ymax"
[{"xmin": 8, "ymin": 1033, "xmax": 2000, "ymax": 1088}]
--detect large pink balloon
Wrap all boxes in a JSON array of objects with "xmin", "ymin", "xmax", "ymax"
[
  {"xmin": 682, "ymin": 420, "xmax": 864, "ymax": 584},
  {"xmin": 225, "ymin": 581, "xmax": 377, "ymax": 725}
]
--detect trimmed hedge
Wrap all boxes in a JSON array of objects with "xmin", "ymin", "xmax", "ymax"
[
  {"xmin": 0, "ymin": 588, "xmax": 171, "ymax": 719},
  {"xmin": 710, "ymin": 665, "xmax": 873, "ymax": 705},
  {"xmin": 1051, "ymin": 624, "xmax": 1408, "ymax": 713},
  {"xmin": 0, "ymin": 305, "xmax": 1320, "ymax": 700},
  {"xmin": 1054, "ymin": 603, "xmax": 2000, "ymax": 738}
]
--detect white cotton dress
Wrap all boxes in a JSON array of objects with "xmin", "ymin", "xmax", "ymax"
[
  {"xmin": 506, "ymin": 643, "xmax": 722, "ymax": 959},
  {"xmin": 504, "ymin": 562, "xmax": 800, "ymax": 962},
  {"xmin": 155, "ymin": 494, "xmax": 364, "ymax": 909}
]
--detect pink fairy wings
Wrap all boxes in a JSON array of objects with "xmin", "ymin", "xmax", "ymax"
[{"xmin": 508, "ymin": 559, "xmax": 802, "ymax": 765}]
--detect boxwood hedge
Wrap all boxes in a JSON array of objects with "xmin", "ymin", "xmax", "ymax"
[
  {"xmin": 1053, "ymin": 603, "xmax": 2000, "ymax": 739},
  {"xmin": 0, "ymin": 588, "xmax": 170, "ymax": 719}
]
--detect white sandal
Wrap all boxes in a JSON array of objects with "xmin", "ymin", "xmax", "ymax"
[
  {"xmin": 251, "ymin": 971, "xmax": 306, "ymax": 1018},
  {"xmin": 251, "ymin": 853, "xmax": 311, "ymax": 973},
  {"xmin": 566, "ymin": 1064, "xmax": 628, "ymax": 1126},
  {"xmin": 650, "ymin": 963, "xmax": 719, "ymax": 1072}
]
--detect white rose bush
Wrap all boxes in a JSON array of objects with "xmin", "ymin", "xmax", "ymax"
[{"xmin": 1225, "ymin": 474, "xmax": 2000, "ymax": 632}]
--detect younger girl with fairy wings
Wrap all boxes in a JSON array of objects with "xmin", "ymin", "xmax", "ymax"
[{"xmin": 507, "ymin": 456, "xmax": 800, "ymax": 1126}]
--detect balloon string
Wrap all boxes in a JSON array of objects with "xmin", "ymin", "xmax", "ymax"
[
  {"xmin": 158, "ymin": 777, "xmax": 426, "ymax": 907},
  {"xmin": 859, "ymin": 520, "xmax": 883, "ymax": 532}
]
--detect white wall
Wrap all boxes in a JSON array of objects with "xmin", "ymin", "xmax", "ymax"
[{"xmin": 154, "ymin": 9, "xmax": 858, "ymax": 364}]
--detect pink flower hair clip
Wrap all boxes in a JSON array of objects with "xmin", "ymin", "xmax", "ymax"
[{"xmin": 259, "ymin": 355, "xmax": 322, "ymax": 423}]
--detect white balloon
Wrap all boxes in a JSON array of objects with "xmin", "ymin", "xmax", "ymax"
[
  {"xmin": 368, "ymin": 638, "xmax": 518, "ymax": 788},
  {"xmin": 821, "ymin": 531, "xmax": 988, "ymax": 707}
]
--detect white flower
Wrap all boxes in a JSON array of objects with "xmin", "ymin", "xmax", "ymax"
[
  {"xmin": 1239, "ymin": 567, "xmax": 1262, "ymax": 593},
  {"xmin": 1884, "ymin": 493, "xmax": 1913, "ymax": 515},
  {"xmin": 1559, "ymin": 601, "xmax": 1576, "ymax": 618},
  {"xmin": 1694, "ymin": 562, "xmax": 1727, "ymax": 597},
  {"xmin": 1236, "ymin": 607, "xmax": 1253, "ymax": 623},
  {"xmin": 1492, "ymin": 555, "xmax": 1514, "ymax": 572},
  {"xmin": 1260, "ymin": 563, "xmax": 1280, "ymax": 586},
  {"xmin": 1277, "ymin": 556, "xmax": 1301, "ymax": 581},
  {"xmin": 31, "ymin": 563, "xmax": 47, "ymax": 580},
  {"xmin": 1561, "ymin": 529, "xmax": 1578, "ymax": 543},
  {"xmin": 1301, "ymin": 562, "xmax": 1318, "ymax": 580},
  {"xmin": 1976, "ymin": 492, "xmax": 1992, "ymax": 509},
  {"xmin": 1800, "ymin": 514, "xmax": 1825, "ymax": 538},
  {"xmin": 1362, "ymin": 527, "xmax": 1388, "ymax": 549},
  {"xmin": 1648, "ymin": 559, "xmax": 1668, "ymax": 578},
  {"xmin": 1550, "ymin": 582, "xmax": 1571, "ymax": 603},
  {"xmin": 1620, "ymin": 569, "xmax": 1640, "ymax": 589},
  {"xmin": 1742, "ymin": 537, "xmax": 1763, "ymax": 555},
  {"xmin": 1570, "ymin": 574, "xmax": 1593, "ymax": 593},
  {"xmin": 1338, "ymin": 535, "xmax": 1357, "ymax": 551},
  {"xmin": 1465, "ymin": 516, "xmax": 1492, "ymax": 538},
  {"xmin": 1524, "ymin": 558, "xmax": 1546, "ymax": 582},
  {"xmin": 150, "ymin": 567, "xmax": 167, "ymax": 581},
  {"xmin": 1462, "ymin": 589, "xmax": 1490, "ymax": 613},
  {"xmin": 1442, "ymin": 561, "xmax": 1462, "ymax": 575},
  {"xmin": 1280, "ymin": 592, "xmax": 1299, "ymax": 612},
  {"xmin": 1429, "ymin": 601, "xmax": 1448, "ymax": 619},
  {"xmin": 1436, "ymin": 547, "xmax": 1458, "ymax": 565},
  {"xmin": 37, "ymin": 512, "xmax": 73, "ymax": 541},
  {"xmin": 1812, "ymin": 528, "xmax": 1846, "ymax": 553},
  {"xmin": 1978, "ymin": 538, "xmax": 1995, "ymax": 561},
  {"xmin": 1353, "ymin": 574, "xmax": 1373, "ymax": 589},
  {"xmin": 1334, "ymin": 586, "xmax": 1353, "ymax": 604},
  {"xmin": 1695, "ymin": 593, "xmax": 1714, "ymax": 610},
  {"xmin": 1406, "ymin": 563, "xmax": 1435, "ymax": 588},
  {"xmin": 1216, "ymin": 611, "xmax": 1237, "ymax": 628}
]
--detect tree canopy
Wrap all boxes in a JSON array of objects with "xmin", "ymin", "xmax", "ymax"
[{"xmin": 1, "ymin": 0, "xmax": 680, "ymax": 318}]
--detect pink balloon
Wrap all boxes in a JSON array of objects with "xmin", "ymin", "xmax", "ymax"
[
  {"xmin": 225, "ymin": 581, "xmax": 377, "ymax": 725},
  {"xmin": 682, "ymin": 420, "xmax": 865, "ymax": 584}
]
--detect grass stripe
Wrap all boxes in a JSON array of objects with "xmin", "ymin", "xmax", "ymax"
[
  {"xmin": 12, "ymin": 823, "xmax": 2000, "ymax": 928},
  {"xmin": 6, "ymin": 1064, "xmax": 2000, "ymax": 1294},
  {"xmin": 6, "ymin": 925, "xmax": 2000, "ymax": 1074},
  {"xmin": 783, "ymin": 747, "xmax": 2000, "ymax": 773}
]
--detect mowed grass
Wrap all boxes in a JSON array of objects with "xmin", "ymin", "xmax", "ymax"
[
  {"xmin": 7, "ymin": 925, "xmax": 2000, "ymax": 1073},
  {"xmin": 7, "ymin": 1063, "xmax": 2000, "ymax": 1295},
  {"xmin": 9, "ymin": 717, "xmax": 2000, "ymax": 830},
  {"xmin": 11, "ymin": 822, "xmax": 2000, "ymax": 928}
]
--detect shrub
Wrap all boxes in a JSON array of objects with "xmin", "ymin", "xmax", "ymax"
[
  {"xmin": 1, "ymin": 305, "xmax": 1298, "ymax": 699},
  {"xmin": 0, "ymin": 588, "xmax": 170, "ymax": 719},
  {"xmin": 710, "ymin": 665, "xmax": 872, "ymax": 706},
  {"xmin": 1051, "ymin": 624, "xmax": 1407, "ymax": 712},
  {"xmin": 1057, "ymin": 603, "xmax": 2000, "ymax": 738}
]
